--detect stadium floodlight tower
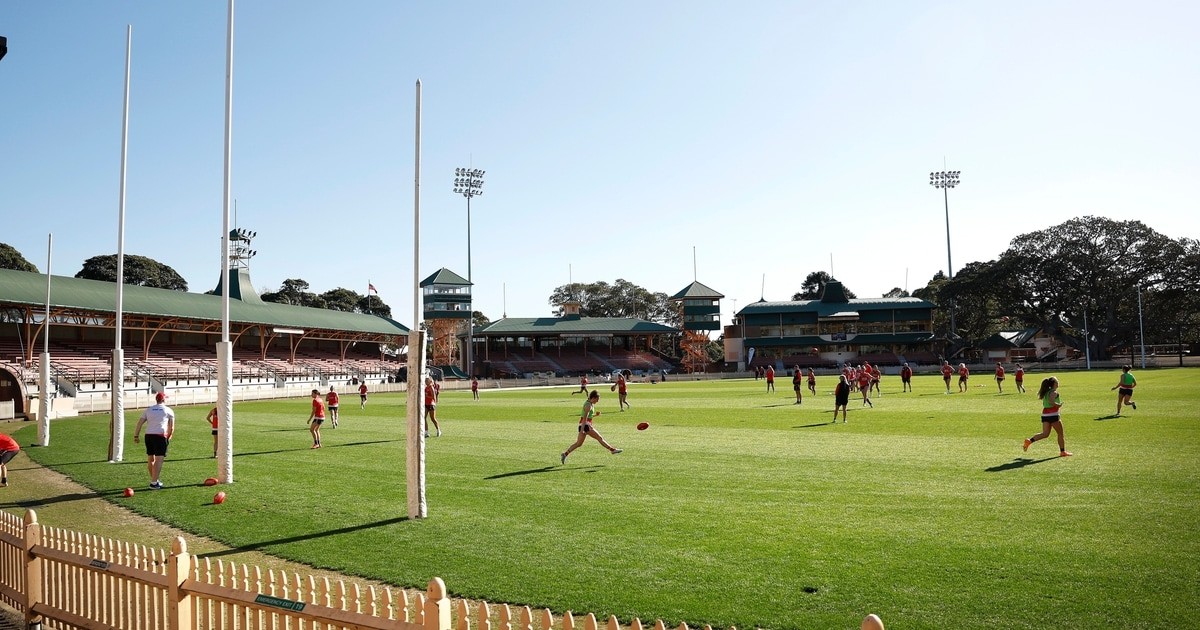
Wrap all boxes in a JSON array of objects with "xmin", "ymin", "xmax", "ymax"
[
  {"xmin": 929, "ymin": 169, "xmax": 961, "ymax": 335},
  {"xmin": 453, "ymin": 167, "xmax": 484, "ymax": 377}
]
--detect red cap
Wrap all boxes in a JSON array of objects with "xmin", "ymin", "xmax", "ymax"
[{"xmin": 156, "ymin": 392, "xmax": 167, "ymax": 403}]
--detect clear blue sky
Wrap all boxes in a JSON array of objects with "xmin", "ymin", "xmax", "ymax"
[{"xmin": 3, "ymin": 1, "xmax": 1197, "ymax": 329}]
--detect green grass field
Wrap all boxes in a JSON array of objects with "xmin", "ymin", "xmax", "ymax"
[{"xmin": 16, "ymin": 369, "xmax": 1200, "ymax": 629}]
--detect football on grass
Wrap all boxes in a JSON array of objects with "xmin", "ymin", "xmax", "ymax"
[
  {"xmin": 637, "ymin": 422, "xmax": 649, "ymax": 431},
  {"xmin": 203, "ymin": 477, "xmax": 218, "ymax": 486}
]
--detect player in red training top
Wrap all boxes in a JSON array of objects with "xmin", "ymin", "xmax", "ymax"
[
  {"xmin": 765, "ymin": 365, "xmax": 775, "ymax": 392},
  {"xmin": 471, "ymin": 376, "xmax": 479, "ymax": 400},
  {"xmin": 900, "ymin": 362, "xmax": 913, "ymax": 393},
  {"xmin": 206, "ymin": 406, "xmax": 219, "ymax": 457},
  {"xmin": 941, "ymin": 361, "xmax": 954, "ymax": 394},
  {"xmin": 1014, "ymin": 363, "xmax": 1026, "ymax": 393},
  {"xmin": 857, "ymin": 367, "xmax": 873, "ymax": 407},
  {"xmin": 326, "ymin": 386, "xmax": 340, "ymax": 428},
  {"xmin": 358, "ymin": 382, "xmax": 368, "ymax": 409},
  {"xmin": 424, "ymin": 376, "xmax": 441, "ymax": 437},
  {"xmin": 807, "ymin": 367, "xmax": 817, "ymax": 396},
  {"xmin": 994, "ymin": 363, "xmax": 1005, "ymax": 393},
  {"xmin": 307, "ymin": 389, "xmax": 326, "ymax": 449},
  {"xmin": 958, "ymin": 363, "xmax": 970, "ymax": 393},
  {"xmin": 572, "ymin": 374, "xmax": 589, "ymax": 395}
]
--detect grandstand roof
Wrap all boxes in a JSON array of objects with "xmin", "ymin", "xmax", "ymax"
[
  {"xmin": 739, "ymin": 296, "xmax": 935, "ymax": 318},
  {"xmin": 474, "ymin": 316, "xmax": 677, "ymax": 336},
  {"xmin": 0, "ymin": 268, "xmax": 409, "ymax": 341},
  {"xmin": 670, "ymin": 281, "xmax": 724, "ymax": 300}
]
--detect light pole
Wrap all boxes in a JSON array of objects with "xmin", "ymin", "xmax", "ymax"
[
  {"xmin": 929, "ymin": 169, "xmax": 961, "ymax": 336},
  {"xmin": 453, "ymin": 167, "xmax": 484, "ymax": 376}
]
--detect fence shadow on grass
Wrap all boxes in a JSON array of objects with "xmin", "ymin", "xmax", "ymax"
[
  {"xmin": 984, "ymin": 456, "xmax": 1059, "ymax": 472},
  {"xmin": 198, "ymin": 514, "xmax": 411, "ymax": 560},
  {"xmin": 2, "ymin": 488, "xmax": 127, "ymax": 510}
]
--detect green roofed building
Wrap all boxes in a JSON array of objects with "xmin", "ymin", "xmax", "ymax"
[
  {"xmin": 471, "ymin": 299, "xmax": 679, "ymax": 378},
  {"xmin": 726, "ymin": 281, "xmax": 937, "ymax": 371},
  {"xmin": 0, "ymin": 268, "xmax": 409, "ymax": 416}
]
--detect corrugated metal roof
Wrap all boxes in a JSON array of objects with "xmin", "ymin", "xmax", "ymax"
[
  {"xmin": 475, "ymin": 316, "xmax": 677, "ymax": 335},
  {"xmin": 0, "ymin": 268, "xmax": 409, "ymax": 337},
  {"xmin": 740, "ymin": 296, "xmax": 935, "ymax": 318}
]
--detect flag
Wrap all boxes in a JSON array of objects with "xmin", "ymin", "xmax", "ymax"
[{"xmin": 368, "ymin": 283, "xmax": 378, "ymax": 295}]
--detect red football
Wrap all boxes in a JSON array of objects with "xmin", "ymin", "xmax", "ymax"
[
  {"xmin": 637, "ymin": 422, "xmax": 649, "ymax": 431},
  {"xmin": 203, "ymin": 477, "xmax": 218, "ymax": 486},
  {"xmin": 213, "ymin": 491, "xmax": 226, "ymax": 505},
  {"xmin": 122, "ymin": 487, "xmax": 134, "ymax": 498}
]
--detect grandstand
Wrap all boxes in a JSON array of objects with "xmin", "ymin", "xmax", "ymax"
[{"xmin": 0, "ymin": 268, "xmax": 408, "ymax": 419}]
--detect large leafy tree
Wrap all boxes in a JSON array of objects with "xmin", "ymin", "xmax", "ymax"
[
  {"xmin": 0, "ymin": 243, "xmax": 38, "ymax": 272},
  {"xmin": 913, "ymin": 271, "xmax": 950, "ymax": 335},
  {"xmin": 792, "ymin": 271, "xmax": 856, "ymax": 300},
  {"xmin": 261, "ymin": 279, "xmax": 324, "ymax": 307},
  {"xmin": 1140, "ymin": 237, "xmax": 1200, "ymax": 364},
  {"xmin": 261, "ymin": 280, "xmax": 393, "ymax": 317},
  {"xmin": 548, "ymin": 279, "xmax": 677, "ymax": 325},
  {"xmin": 995, "ymin": 216, "xmax": 1176, "ymax": 360},
  {"xmin": 75, "ymin": 254, "xmax": 187, "ymax": 291}
]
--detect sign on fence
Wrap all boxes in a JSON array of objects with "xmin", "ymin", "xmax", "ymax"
[{"xmin": 253, "ymin": 594, "xmax": 306, "ymax": 612}]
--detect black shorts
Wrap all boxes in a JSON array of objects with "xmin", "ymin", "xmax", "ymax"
[
  {"xmin": 0, "ymin": 450, "xmax": 18, "ymax": 465},
  {"xmin": 578, "ymin": 423, "xmax": 593, "ymax": 434},
  {"xmin": 901, "ymin": 375, "xmax": 911, "ymax": 382},
  {"xmin": 794, "ymin": 384, "xmax": 802, "ymax": 391},
  {"xmin": 311, "ymin": 418, "xmax": 325, "ymax": 426},
  {"xmin": 1119, "ymin": 387, "xmax": 1134, "ymax": 397},
  {"xmin": 329, "ymin": 405, "xmax": 339, "ymax": 411},
  {"xmin": 1041, "ymin": 414, "xmax": 1060, "ymax": 423},
  {"xmin": 211, "ymin": 429, "xmax": 218, "ymax": 436},
  {"xmin": 144, "ymin": 434, "xmax": 169, "ymax": 457},
  {"xmin": 425, "ymin": 404, "xmax": 436, "ymax": 412},
  {"xmin": 943, "ymin": 375, "xmax": 952, "ymax": 382}
]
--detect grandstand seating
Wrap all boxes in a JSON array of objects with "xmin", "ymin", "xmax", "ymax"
[{"xmin": 900, "ymin": 351, "xmax": 939, "ymax": 365}]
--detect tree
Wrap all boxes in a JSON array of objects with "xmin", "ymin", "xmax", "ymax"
[
  {"xmin": 261, "ymin": 279, "xmax": 325, "ymax": 308},
  {"xmin": 1140, "ymin": 237, "xmax": 1200, "ymax": 364},
  {"xmin": 548, "ymin": 279, "xmax": 676, "ymax": 325},
  {"xmin": 997, "ymin": 216, "xmax": 1176, "ymax": 360},
  {"xmin": 320, "ymin": 288, "xmax": 361, "ymax": 312},
  {"xmin": 0, "ymin": 243, "xmax": 38, "ymax": 272},
  {"xmin": 75, "ymin": 254, "xmax": 188, "ymax": 291},
  {"xmin": 882, "ymin": 287, "xmax": 910, "ymax": 299},
  {"xmin": 913, "ymin": 271, "xmax": 950, "ymax": 335},
  {"xmin": 792, "ymin": 271, "xmax": 856, "ymax": 300}
]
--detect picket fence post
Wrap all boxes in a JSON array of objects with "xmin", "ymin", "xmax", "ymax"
[
  {"xmin": 22, "ymin": 510, "xmax": 43, "ymax": 629},
  {"xmin": 426, "ymin": 577, "xmax": 452, "ymax": 630},
  {"xmin": 167, "ymin": 537, "xmax": 193, "ymax": 630}
]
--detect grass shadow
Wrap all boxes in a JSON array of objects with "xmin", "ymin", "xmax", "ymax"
[
  {"xmin": 198, "ymin": 515, "xmax": 411, "ymax": 560},
  {"xmin": 793, "ymin": 422, "xmax": 838, "ymax": 428},
  {"xmin": 1094, "ymin": 414, "xmax": 1122, "ymax": 421},
  {"xmin": 1, "ymin": 489, "xmax": 127, "ymax": 509},
  {"xmin": 484, "ymin": 465, "xmax": 561, "ymax": 480},
  {"xmin": 984, "ymin": 456, "xmax": 1059, "ymax": 472}
]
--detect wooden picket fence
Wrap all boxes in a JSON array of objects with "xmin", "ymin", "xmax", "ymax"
[{"xmin": 0, "ymin": 508, "xmax": 885, "ymax": 630}]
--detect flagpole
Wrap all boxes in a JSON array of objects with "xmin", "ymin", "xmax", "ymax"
[{"xmin": 109, "ymin": 24, "xmax": 132, "ymax": 463}]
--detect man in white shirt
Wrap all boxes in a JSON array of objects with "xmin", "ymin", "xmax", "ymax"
[{"xmin": 133, "ymin": 391, "xmax": 175, "ymax": 489}]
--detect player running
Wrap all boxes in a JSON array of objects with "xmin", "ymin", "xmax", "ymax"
[
  {"xmin": 958, "ymin": 363, "xmax": 970, "ymax": 393},
  {"xmin": 994, "ymin": 363, "xmax": 1006, "ymax": 393},
  {"xmin": 1023, "ymin": 376, "xmax": 1072, "ymax": 457},
  {"xmin": 941, "ymin": 361, "xmax": 954, "ymax": 393},
  {"xmin": 326, "ymin": 386, "xmax": 340, "ymax": 428},
  {"xmin": 1014, "ymin": 363, "xmax": 1026, "ymax": 393},
  {"xmin": 1111, "ymin": 365, "xmax": 1137, "ymax": 416}
]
